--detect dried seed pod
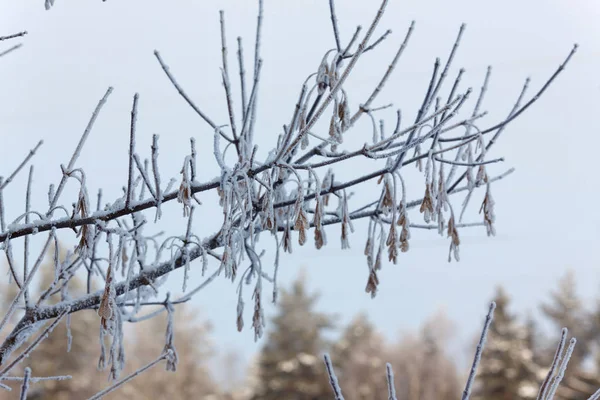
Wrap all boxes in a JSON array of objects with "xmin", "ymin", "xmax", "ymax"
[
  {"xmin": 398, "ymin": 205, "xmax": 411, "ymax": 253},
  {"xmin": 382, "ymin": 175, "xmax": 394, "ymax": 211},
  {"xmin": 338, "ymin": 93, "xmax": 351, "ymax": 132},
  {"xmin": 316, "ymin": 56, "xmax": 330, "ymax": 95},
  {"xmin": 476, "ymin": 165, "xmax": 488, "ymax": 185},
  {"xmin": 420, "ymin": 185, "xmax": 434, "ymax": 223},
  {"xmin": 365, "ymin": 269, "xmax": 379, "ymax": 299},
  {"xmin": 295, "ymin": 208, "xmax": 309, "ymax": 246},
  {"xmin": 340, "ymin": 192, "xmax": 354, "ymax": 250},
  {"xmin": 252, "ymin": 284, "xmax": 264, "ymax": 341},
  {"xmin": 313, "ymin": 195, "xmax": 327, "ymax": 250},
  {"xmin": 237, "ymin": 299, "xmax": 245, "ymax": 332},
  {"xmin": 414, "ymin": 145, "xmax": 423, "ymax": 172},
  {"xmin": 374, "ymin": 241, "xmax": 383, "ymax": 271},
  {"xmin": 98, "ymin": 263, "xmax": 116, "ymax": 331},
  {"xmin": 164, "ymin": 346, "xmax": 179, "ymax": 372},
  {"xmin": 480, "ymin": 185, "xmax": 496, "ymax": 237},
  {"xmin": 283, "ymin": 221, "xmax": 293, "ymax": 253},
  {"xmin": 386, "ymin": 222, "xmax": 398, "ymax": 264},
  {"xmin": 447, "ymin": 214, "xmax": 461, "ymax": 262},
  {"xmin": 177, "ymin": 164, "xmax": 192, "ymax": 217}
]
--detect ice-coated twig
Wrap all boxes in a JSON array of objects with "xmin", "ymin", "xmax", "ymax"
[
  {"xmin": 0, "ymin": 235, "xmax": 53, "ymax": 337},
  {"xmin": 324, "ymin": 353, "xmax": 345, "ymax": 400},
  {"xmin": 86, "ymin": 351, "xmax": 170, "ymax": 400},
  {"xmin": 247, "ymin": 0, "xmax": 264, "ymax": 147},
  {"xmin": 18, "ymin": 367, "xmax": 30, "ymax": 400},
  {"xmin": 537, "ymin": 328, "xmax": 568, "ymax": 400},
  {"xmin": 0, "ymin": 178, "xmax": 5, "ymax": 232},
  {"xmin": 2, "ymin": 375, "xmax": 72, "ymax": 382},
  {"xmin": 341, "ymin": 28, "xmax": 392, "ymax": 60},
  {"xmin": 461, "ymin": 302, "xmax": 495, "ymax": 400},
  {"xmin": 126, "ymin": 93, "xmax": 139, "ymax": 209},
  {"xmin": 240, "ymin": 59, "xmax": 263, "ymax": 141},
  {"xmin": 0, "ymin": 44, "xmax": 23, "ymax": 58},
  {"xmin": 47, "ymin": 87, "xmax": 113, "ymax": 214},
  {"xmin": 154, "ymin": 50, "xmax": 234, "ymax": 143},
  {"xmin": 219, "ymin": 10, "xmax": 240, "ymax": 156},
  {"xmin": 133, "ymin": 154, "xmax": 158, "ymax": 201},
  {"xmin": 151, "ymin": 134, "xmax": 162, "ymax": 220},
  {"xmin": 351, "ymin": 21, "xmax": 415, "ymax": 124},
  {"xmin": 386, "ymin": 363, "xmax": 397, "ymax": 400},
  {"xmin": 328, "ymin": 0, "xmax": 342, "ymax": 52},
  {"xmin": 0, "ymin": 31, "xmax": 28, "ymax": 42},
  {"xmin": 237, "ymin": 37, "xmax": 248, "ymax": 121},
  {"xmin": 23, "ymin": 166, "xmax": 34, "ymax": 308},
  {"xmin": 435, "ymin": 156, "xmax": 503, "ymax": 167},
  {"xmin": 0, "ymin": 0, "xmax": 577, "ymax": 381},
  {"xmin": 0, "ymin": 140, "xmax": 43, "ymax": 191},
  {"xmin": 0, "ymin": 308, "xmax": 69, "ymax": 376},
  {"xmin": 546, "ymin": 337, "xmax": 577, "ymax": 400},
  {"xmin": 285, "ymin": 0, "xmax": 390, "ymax": 156}
]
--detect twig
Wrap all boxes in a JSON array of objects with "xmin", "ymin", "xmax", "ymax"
[
  {"xmin": 0, "ymin": 308, "xmax": 69, "ymax": 377},
  {"xmin": 0, "ymin": 140, "xmax": 43, "ymax": 191},
  {"xmin": 133, "ymin": 154, "xmax": 158, "ymax": 201},
  {"xmin": 324, "ymin": 353, "xmax": 345, "ymax": 400},
  {"xmin": 537, "ymin": 328, "xmax": 568, "ymax": 400},
  {"xmin": 126, "ymin": 93, "xmax": 139, "ymax": 209},
  {"xmin": 0, "ymin": 32, "xmax": 28, "ymax": 42},
  {"xmin": 0, "ymin": 44, "xmax": 22, "ymax": 58},
  {"xmin": 328, "ymin": 0, "xmax": 342, "ymax": 52},
  {"xmin": 87, "ymin": 351, "xmax": 170, "ymax": 400},
  {"xmin": 237, "ymin": 37, "xmax": 248, "ymax": 121},
  {"xmin": 461, "ymin": 302, "xmax": 495, "ymax": 400},
  {"xmin": 386, "ymin": 363, "xmax": 397, "ymax": 400},
  {"xmin": 351, "ymin": 21, "xmax": 415, "ymax": 124},
  {"xmin": 219, "ymin": 10, "xmax": 240, "ymax": 155},
  {"xmin": 154, "ymin": 51, "xmax": 234, "ymax": 143},
  {"xmin": 47, "ymin": 87, "xmax": 113, "ymax": 214},
  {"xmin": 18, "ymin": 368, "xmax": 30, "ymax": 400},
  {"xmin": 23, "ymin": 166, "xmax": 34, "ymax": 308},
  {"xmin": 285, "ymin": 0, "xmax": 390, "ymax": 156}
]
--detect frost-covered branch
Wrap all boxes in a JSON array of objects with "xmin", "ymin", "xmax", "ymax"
[{"xmin": 0, "ymin": 0, "xmax": 577, "ymax": 390}]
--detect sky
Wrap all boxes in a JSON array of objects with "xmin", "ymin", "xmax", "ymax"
[{"xmin": 1, "ymin": 0, "xmax": 600, "ymax": 375}]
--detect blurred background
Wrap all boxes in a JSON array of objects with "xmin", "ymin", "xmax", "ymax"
[{"xmin": 1, "ymin": 0, "xmax": 600, "ymax": 398}]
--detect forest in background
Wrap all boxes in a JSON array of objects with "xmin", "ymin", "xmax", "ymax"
[{"xmin": 1, "ymin": 244, "xmax": 599, "ymax": 400}]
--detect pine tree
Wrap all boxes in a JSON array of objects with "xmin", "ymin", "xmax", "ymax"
[
  {"xmin": 330, "ymin": 313, "xmax": 388, "ymax": 399},
  {"xmin": 1, "ymin": 243, "xmax": 221, "ymax": 400},
  {"xmin": 16, "ymin": 243, "xmax": 105, "ymax": 400},
  {"xmin": 541, "ymin": 269, "xmax": 590, "ymax": 367},
  {"xmin": 474, "ymin": 286, "xmax": 542, "ymax": 400},
  {"xmin": 251, "ymin": 271, "xmax": 335, "ymax": 400},
  {"xmin": 539, "ymin": 270, "xmax": 600, "ymax": 400},
  {"xmin": 120, "ymin": 303, "xmax": 219, "ymax": 400},
  {"xmin": 387, "ymin": 309, "xmax": 461, "ymax": 400}
]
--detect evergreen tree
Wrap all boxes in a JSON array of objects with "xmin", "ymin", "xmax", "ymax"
[
  {"xmin": 540, "ymin": 269, "xmax": 590, "ymax": 367},
  {"xmin": 387, "ymin": 310, "xmax": 461, "ymax": 400},
  {"xmin": 251, "ymin": 271, "xmax": 335, "ymax": 400},
  {"xmin": 330, "ymin": 313, "xmax": 388, "ymax": 399},
  {"xmin": 539, "ymin": 270, "xmax": 600, "ymax": 400},
  {"xmin": 1, "ymin": 243, "xmax": 221, "ymax": 400},
  {"xmin": 474, "ymin": 286, "xmax": 542, "ymax": 400},
  {"xmin": 120, "ymin": 304, "xmax": 219, "ymax": 400},
  {"xmin": 17, "ymin": 243, "xmax": 105, "ymax": 400}
]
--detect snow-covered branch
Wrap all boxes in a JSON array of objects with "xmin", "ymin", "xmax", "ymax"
[{"xmin": 0, "ymin": 0, "xmax": 578, "ymax": 392}]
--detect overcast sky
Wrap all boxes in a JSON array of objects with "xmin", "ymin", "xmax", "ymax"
[{"xmin": 1, "ymin": 0, "xmax": 600, "ymax": 372}]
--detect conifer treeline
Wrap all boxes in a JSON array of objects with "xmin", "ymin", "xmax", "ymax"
[{"xmin": 2, "ymin": 251, "xmax": 599, "ymax": 400}]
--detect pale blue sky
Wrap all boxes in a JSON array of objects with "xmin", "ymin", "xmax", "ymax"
[{"xmin": 1, "ymin": 0, "xmax": 599, "ymax": 374}]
